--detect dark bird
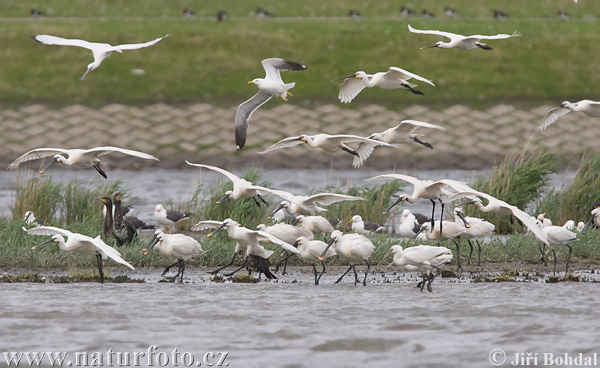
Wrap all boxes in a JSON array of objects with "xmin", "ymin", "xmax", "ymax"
[
  {"xmin": 400, "ymin": 7, "xmax": 414, "ymax": 16},
  {"xmin": 182, "ymin": 8, "xmax": 195, "ymax": 17},
  {"xmin": 217, "ymin": 10, "xmax": 227, "ymax": 22},
  {"xmin": 154, "ymin": 204, "xmax": 191, "ymax": 233},
  {"xmin": 113, "ymin": 193, "xmax": 136, "ymax": 245},
  {"xmin": 245, "ymin": 254, "xmax": 277, "ymax": 280},
  {"xmin": 444, "ymin": 7, "xmax": 458, "ymax": 17},
  {"xmin": 422, "ymin": 9, "xmax": 436, "ymax": 18},
  {"xmin": 30, "ymin": 8, "xmax": 43, "ymax": 17},
  {"xmin": 348, "ymin": 10, "xmax": 361, "ymax": 19},
  {"xmin": 256, "ymin": 7, "xmax": 274, "ymax": 18},
  {"xmin": 493, "ymin": 10, "xmax": 508, "ymax": 19}
]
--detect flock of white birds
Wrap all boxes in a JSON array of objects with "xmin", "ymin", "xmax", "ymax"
[{"xmin": 10, "ymin": 20, "xmax": 598, "ymax": 291}]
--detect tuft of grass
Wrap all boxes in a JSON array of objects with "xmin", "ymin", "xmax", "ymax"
[
  {"xmin": 537, "ymin": 154, "xmax": 600, "ymax": 226},
  {"xmin": 468, "ymin": 147, "xmax": 559, "ymax": 233}
]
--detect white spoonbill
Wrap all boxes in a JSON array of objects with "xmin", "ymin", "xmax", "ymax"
[
  {"xmin": 293, "ymin": 215, "xmax": 335, "ymax": 236},
  {"xmin": 318, "ymin": 230, "xmax": 375, "ymax": 286},
  {"xmin": 443, "ymin": 189, "xmax": 549, "ymax": 245},
  {"xmin": 143, "ymin": 230, "xmax": 203, "ymax": 282},
  {"xmin": 8, "ymin": 146, "xmax": 159, "ymax": 179},
  {"xmin": 31, "ymin": 34, "xmax": 169, "ymax": 81},
  {"xmin": 23, "ymin": 225, "xmax": 134, "ymax": 283},
  {"xmin": 334, "ymin": 66, "xmax": 434, "ymax": 103},
  {"xmin": 235, "ymin": 58, "xmax": 307, "ymax": 150},
  {"xmin": 192, "ymin": 219, "xmax": 299, "ymax": 276},
  {"xmin": 535, "ymin": 221, "xmax": 578, "ymax": 276},
  {"xmin": 185, "ymin": 161, "xmax": 280, "ymax": 207},
  {"xmin": 279, "ymin": 237, "xmax": 336, "ymax": 285},
  {"xmin": 414, "ymin": 218, "xmax": 469, "ymax": 273},
  {"xmin": 383, "ymin": 244, "xmax": 453, "ymax": 292},
  {"xmin": 538, "ymin": 100, "xmax": 600, "ymax": 131},
  {"xmin": 257, "ymin": 222, "xmax": 314, "ymax": 275},
  {"xmin": 154, "ymin": 204, "xmax": 191, "ymax": 233},
  {"xmin": 408, "ymin": 24, "xmax": 520, "ymax": 50},
  {"xmin": 350, "ymin": 215, "xmax": 386, "ymax": 235},
  {"xmin": 367, "ymin": 173, "xmax": 470, "ymax": 235},
  {"xmin": 268, "ymin": 191, "xmax": 364, "ymax": 218},
  {"xmin": 581, "ymin": 203, "xmax": 600, "ymax": 235},
  {"xmin": 351, "ymin": 119, "xmax": 445, "ymax": 168},
  {"xmin": 258, "ymin": 133, "xmax": 393, "ymax": 167},
  {"xmin": 454, "ymin": 207, "xmax": 495, "ymax": 266}
]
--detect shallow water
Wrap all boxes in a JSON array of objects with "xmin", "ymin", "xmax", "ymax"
[{"xmin": 1, "ymin": 269, "xmax": 599, "ymax": 368}]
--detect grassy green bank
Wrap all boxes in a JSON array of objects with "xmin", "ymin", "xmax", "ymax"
[{"xmin": 0, "ymin": 1, "xmax": 598, "ymax": 107}]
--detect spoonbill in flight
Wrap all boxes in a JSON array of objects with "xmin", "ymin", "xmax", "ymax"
[
  {"xmin": 8, "ymin": 146, "xmax": 159, "ymax": 179},
  {"xmin": 334, "ymin": 66, "xmax": 434, "ymax": 103},
  {"xmin": 24, "ymin": 225, "xmax": 134, "ymax": 283},
  {"xmin": 31, "ymin": 34, "xmax": 169, "ymax": 81},
  {"xmin": 408, "ymin": 24, "xmax": 520, "ymax": 50},
  {"xmin": 235, "ymin": 58, "xmax": 307, "ymax": 150},
  {"xmin": 538, "ymin": 100, "xmax": 600, "ymax": 130}
]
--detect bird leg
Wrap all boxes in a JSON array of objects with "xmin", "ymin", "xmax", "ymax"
[
  {"xmin": 162, "ymin": 260, "xmax": 180, "ymax": 277},
  {"xmin": 96, "ymin": 253, "xmax": 104, "ymax": 284},
  {"xmin": 93, "ymin": 164, "xmax": 108, "ymax": 179},
  {"xmin": 467, "ymin": 239, "xmax": 474, "ymax": 266},
  {"xmin": 565, "ymin": 245, "xmax": 573, "ymax": 275},
  {"xmin": 427, "ymin": 265, "xmax": 443, "ymax": 292},
  {"xmin": 451, "ymin": 239, "xmax": 462, "ymax": 275},
  {"xmin": 257, "ymin": 194, "xmax": 269, "ymax": 205},
  {"xmin": 476, "ymin": 43, "xmax": 492, "ymax": 50},
  {"xmin": 316, "ymin": 262, "xmax": 327, "ymax": 285},
  {"xmin": 342, "ymin": 147, "xmax": 360, "ymax": 157},
  {"xmin": 252, "ymin": 196, "xmax": 262, "ymax": 208},
  {"xmin": 539, "ymin": 243, "xmax": 547, "ymax": 266},
  {"xmin": 439, "ymin": 200, "xmax": 445, "ymax": 236},
  {"xmin": 274, "ymin": 251, "xmax": 294, "ymax": 275},
  {"xmin": 419, "ymin": 272, "xmax": 428, "ymax": 292},
  {"xmin": 175, "ymin": 259, "xmax": 185, "ymax": 283},
  {"xmin": 362, "ymin": 260, "xmax": 370, "ymax": 286},
  {"xmin": 287, "ymin": 91, "xmax": 293, "ymax": 97},
  {"xmin": 207, "ymin": 253, "xmax": 237, "ymax": 275},
  {"xmin": 552, "ymin": 249, "xmax": 558, "ymax": 277},
  {"xmin": 429, "ymin": 199, "xmax": 436, "ymax": 229},
  {"xmin": 410, "ymin": 137, "xmax": 433, "ymax": 149},
  {"xmin": 352, "ymin": 265, "xmax": 359, "ymax": 286},
  {"xmin": 224, "ymin": 260, "xmax": 247, "ymax": 277},
  {"xmin": 401, "ymin": 83, "xmax": 424, "ymax": 95},
  {"xmin": 335, "ymin": 265, "xmax": 353, "ymax": 284},
  {"xmin": 476, "ymin": 239, "xmax": 482, "ymax": 267}
]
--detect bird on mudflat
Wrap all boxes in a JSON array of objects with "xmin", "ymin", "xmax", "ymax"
[
  {"xmin": 112, "ymin": 193, "xmax": 136, "ymax": 245},
  {"xmin": 408, "ymin": 24, "xmax": 520, "ymax": 50},
  {"xmin": 235, "ymin": 58, "xmax": 307, "ymax": 150},
  {"xmin": 8, "ymin": 146, "xmax": 159, "ymax": 179},
  {"xmin": 538, "ymin": 100, "xmax": 600, "ymax": 131},
  {"xmin": 144, "ymin": 230, "xmax": 203, "ymax": 282},
  {"xmin": 31, "ymin": 34, "xmax": 169, "ymax": 81},
  {"xmin": 334, "ymin": 66, "xmax": 434, "ymax": 103},
  {"xmin": 277, "ymin": 236, "xmax": 337, "ymax": 285},
  {"xmin": 319, "ymin": 230, "xmax": 375, "ymax": 286},
  {"xmin": 24, "ymin": 226, "xmax": 134, "ymax": 283},
  {"xmin": 154, "ymin": 204, "xmax": 191, "ymax": 233}
]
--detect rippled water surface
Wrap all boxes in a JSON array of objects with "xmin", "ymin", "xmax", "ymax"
[{"xmin": 2, "ymin": 275, "xmax": 599, "ymax": 368}]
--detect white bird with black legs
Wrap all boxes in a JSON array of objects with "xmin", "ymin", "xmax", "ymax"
[
  {"xmin": 259, "ymin": 133, "xmax": 394, "ymax": 167},
  {"xmin": 185, "ymin": 161, "xmax": 281, "ymax": 207},
  {"xmin": 31, "ymin": 34, "xmax": 169, "ymax": 81},
  {"xmin": 318, "ymin": 230, "xmax": 375, "ymax": 286},
  {"xmin": 383, "ymin": 244, "xmax": 453, "ymax": 292},
  {"xmin": 350, "ymin": 215, "xmax": 386, "ymax": 235},
  {"xmin": 334, "ymin": 66, "xmax": 434, "ymax": 103},
  {"xmin": 235, "ymin": 58, "xmax": 307, "ymax": 150},
  {"xmin": 367, "ymin": 173, "xmax": 470, "ymax": 236},
  {"xmin": 408, "ymin": 24, "xmax": 520, "ymax": 50},
  {"xmin": 454, "ymin": 207, "xmax": 495, "ymax": 266},
  {"xmin": 8, "ymin": 146, "xmax": 159, "ymax": 179},
  {"xmin": 154, "ymin": 204, "xmax": 190, "ymax": 233},
  {"xmin": 293, "ymin": 215, "xmax": 335, "ymax": 237},
  {"xmin": 538, "ymin": 100, "xmax": 600, "ymax": 131},
  {"xmin": 192, "ymin": 219, "xmax": 299, "ymax": 276},
  {"xmin": 256, "ymin": 222, "xmax": 314, "ymax": 275},
  {"xmin": 278, "ymin": 237, "xmax": 336, "ymax": 285},
  {"xmin": 268, "ymin": 191, "xmax": 364, "ymax": 219},
  {"xmin": 143, "ymin": 230, "xmax": 203, "ymax": 283},
  {"xmin": 352, "ymin": 120, "xmax": 445, "ymax": 167},
  {"xmin": 534, "ymin": 220, "xmax": 578, "ymax": 276},
  {"xmin": 23, "ymin": 225, "xmax": 134, "ymax": 283},
  {"xmin": 414, "ymin": 217, "xmax": 469, "ymax": 273}
]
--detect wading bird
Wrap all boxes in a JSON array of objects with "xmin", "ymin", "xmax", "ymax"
[
  {"xmin": 154, "ymin": 204, "xmax": 190, "ymax": 233},
  {"xmin": 414, "ymin": 217, "xmax": 469, "ymax": 273},
  {"xmin": 367, "ymin": 173, "xmax": 470, "ymax": 236},
  {"xmin": 192, "ymin": 219, "xmax": 299, "ymax": 276},
  {"xmin": 319, "ymin": 230, "xmax": 375, "ymax": 286},
  {"xmin": 408, "ymin": 24, "xmax": 520, "ymax": 50},
  {"xmin": 144, "ymin": 230, "xmax": 203, "ymax": 282},
  {"xmin": 334, "ymin": 66, "xmax": 434, "ymax": 103},
  {"xmin": 235, "ymin": 58, "xmax": 307, "ymax": 150},
  {"xmin": 31, "ymin": 34, "xmax": 169, "ymax": 81},
  {"xmin": 538, "ymin": 100, "xmax": 600, "ymax": 131},
  {"xmin": 293, "ymin": 215, "xmax": 335, "ymax": 237},
  {"xmin": 24, "ymin": 226, "xmax": 134, "ymax": 283},
  {"xmin": 112, "ymin": 193, "xmax": 136, "ymax": 245},
  {"xmin": 455, "ymin": 207, "xmax": 495, "ymax": 266},
  {"xmin": 259, "ymin": 133, "xmax": 393, "ymax": 167},
  {"xmin": 185, "ymin": 161, "xmax": 280, "ymax": 207},
  {"xmin": 8, "ymin": 146, "xmax": 159, "ymax": 179},
  {"xmin": 383, "ymin": 244, "xmax": 453, "ymax": 292},
  {"xmin": 268, "ymin": 191, "xmax": 364, "ymax": 219},
  {"xmin": 351, "ymin": 120, "xmax": 445, "ymax": 168},
  {"xmin": 257, "ymin": 222, "xmax": 314, "ymax": 274},
  {"xmin": 278, "ymin": 237, "xmax": 337, "ymax": 285},
  {"xmin": 535, "ymin": 221, "xmax": 578, "ymax": 276}
]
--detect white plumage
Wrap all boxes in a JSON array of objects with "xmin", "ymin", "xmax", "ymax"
[
  {"xmin": 143, "ymin": 230, "xmax": 203, "ymax": 282},
  {"xmin": 319, "ymin": 230, "xmax": 375, "ymax": 286},
  {"xmin": 408, "ymin": 24, "xmax": 520, "ymax": 50},
  {"xmin": 294, "ymin": 215, "xmax": 335, "ymax": 236},
  {"xmin": 538, "ymin": 100, "xmax": 600, "ymax": 131},
  {"xmin": 386, "ymin": 244, "xmax": 453, "ymax": 291}
]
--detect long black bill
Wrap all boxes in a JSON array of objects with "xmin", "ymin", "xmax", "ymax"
[
  {"xmin": 291, "ymin": 217, "xmax": 300, "ymax": 226},
  {"xmin": 268, "ymin": 203, "xmax": 286, "ymax": 220},
  {"xmin": 207, "ymin": 222, "xmax": 227, "ymax": 237},
  {"xmin": 420, "ymin": 45, "xmax": 438, "ymax": 50},
  {"xmin": 383, "ymin": 197, "xmax": 403, "ymax": 215},
  {"xmin": 215, "ymin": 193, "xmax": 230, "ymax": 204},
  {"xmin": 455, "ymin": 210, "xmax": 471, "ymax": 228},
  {"xmin": 39, "ymin": 157, "xmax": 58, "ymax": 174},
  {"xmin": 318, "ymin": 238, "xmax": 335, "ymax": 261},
  {"xmin": 410, "ymin": 225, "xmax": 426, "ymax": 241},
  {"xmin": 331, "ymin": 74, "xmax": 357, "ymax": 82},
  {"xmin": 582, "ymin": 214, "xmax": 595, "ymax": 235},
  {"xmin": 31, "ymin": 238, "xmax": 54, "ymax": 250},
  {"xmin": 143, "ymin": 234, "xmax": 160, "ymax": 255}
]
